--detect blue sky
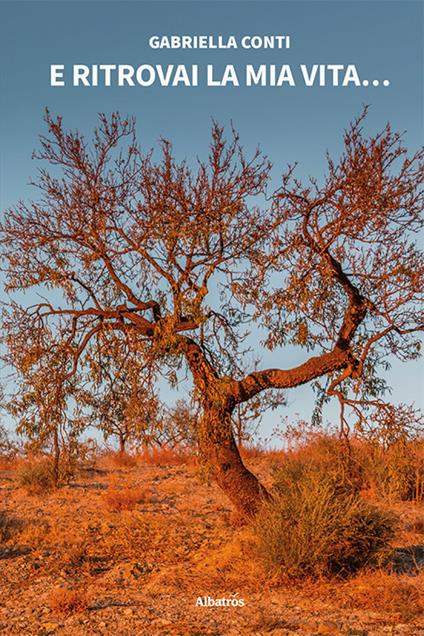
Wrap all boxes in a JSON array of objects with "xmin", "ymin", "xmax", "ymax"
[{"xmin": 0, "ymin": 0, "xmax": 423, "ymax": 442}]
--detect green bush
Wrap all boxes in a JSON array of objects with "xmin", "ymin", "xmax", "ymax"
[{"xmin": 254, "ymin": 461, "xmax": 396, "ymax": 579}]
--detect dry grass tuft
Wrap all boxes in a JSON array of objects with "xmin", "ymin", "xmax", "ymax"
[
  {"xmin": 137, "ymin": 444, "xmax": 193, "ymax": 466},
  {"xmin": 110, "ymin": 451, "xmax": 138, "ymax": 468},
  {"xmin": 48, "ymin": 587, "xmax": 90, "ymax": 615},
  {"xmin": 341, "ymin": 571, "xmax": 424, "ymax": 620},
  {"xmin": 15, "ymin": 458, "xmax": 57, "ymax": 495},
  {"xmin": 103, "ymin": 486, "xmax": 150, "ymax": 511},
  {"xmin": 98, "ymin": 450, "xmax": 138, "ymax": 469}
]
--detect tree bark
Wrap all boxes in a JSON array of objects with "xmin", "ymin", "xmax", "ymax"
[
  {"xmin": 118, "ymin": 431, "xmax": 126, "ymax": 454},
  {"xmin": 179, "ymin": 336, "xmax": 270, "ymax": 517},
  {"xmin": 52, "ymin": 426, "xmax": 60, "ymax": 487},
  {"xmin": 198, "ymin": 408, "xmax": 269, "ymax": 517}
]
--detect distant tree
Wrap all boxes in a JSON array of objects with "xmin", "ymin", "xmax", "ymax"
[
  {"xmin": 87, "ymin": 377, "xmax": 159, "ymax": 454},
  {"xmin": 5, "ymin": 350, "xmax": 87, "ymax": 486},
  {"xmin": 1, "ymin": 109, "xmax": 423, "ymax": 515},
  {"xmin": 3, "ymin": 341, "xmax": 85, "ymax": 485},
  {"xmin": 232, "ymin": 390, "xmax": 286, "ymax": 446},
  {"xmin": 154, "ymin": 399, "xmax": 198, "ymax": 449}
]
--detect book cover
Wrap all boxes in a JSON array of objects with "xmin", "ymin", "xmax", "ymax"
[{"xmin": 0, "ymin": 1, "xmax": 423, "ymax": 634}]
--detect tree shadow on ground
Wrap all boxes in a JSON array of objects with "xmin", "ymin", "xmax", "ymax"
[
  {"xmin": 0, "ymin": 545, "xmax": 31, "ymax": 560},
  {"xmin": 67, "ymin": 482, "xmax": 108, "ymax": 490}
]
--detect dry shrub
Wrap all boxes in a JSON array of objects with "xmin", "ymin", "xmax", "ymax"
[
  {"xmin": 284, "ymin": 433, "xmax": 365, "ymax": 493},
  {"xmin": 48, "ymin": 587, "xmax": 90, "ymax": 615},
  {"xmin": 281, "ymin": 426, "xmax": 424, "ymax": 503},
  {"xmin": 405, "ymin": 517, "xmax": 424, "ymax": 535},
  {"xmin": 0, "ymin": 511, "xmax": 22, "ymax": 543},
  {"xmin": 189, "ymin": 526, "xmax": 265, "ymax": 591},
  {"xmin": 361, "ymin": 439, "xmax": 424, "ymax": 502},
  {"xmin": 342, "ymin": 572, "xmax": 424, "ymax": 620},
  {"xmin": 254, "ymin": 460, "xmax": 396, "ymax": 579},
  {"xmin": 103, "ymin": 486, "xmax": 150, "ymax": 511},
  {"xmin": 110, "ymin": 451, "xmax": 137, "ymax": 468},
  {"xmin": 15, "ymin": 458, "xmax": 57, "ymax": 494},
  {"xmin": 137, "ymin": 444, "xmax": 192, "ymax": 466}
]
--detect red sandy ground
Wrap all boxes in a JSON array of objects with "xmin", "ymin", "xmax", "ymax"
[{"xmin": 1, "ymin": 457, "xmax": 424, "ymax": 635}]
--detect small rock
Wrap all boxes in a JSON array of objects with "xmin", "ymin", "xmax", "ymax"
[{"xmin": 123, "ymin": 608, "xmax": 133, "ymax": 616}]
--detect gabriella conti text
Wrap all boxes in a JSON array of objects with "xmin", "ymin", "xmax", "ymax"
[{"xmin": 148, "ymin": 34, "xmax": 291, "ymax": 49}]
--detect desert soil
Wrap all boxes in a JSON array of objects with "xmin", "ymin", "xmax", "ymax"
[{"xmin": 1, "ymin": 457, "xmax": 424, "ymax": 636}]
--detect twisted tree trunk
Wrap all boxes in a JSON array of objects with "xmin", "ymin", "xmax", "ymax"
[
  {"xmin": 179, "ymin": 335, "xmax": 269, "ymax": 516},
  {"xmin": 198, "ymin": 408, "xmax": 269, "ymax": 517},
  {"xmin": 179, "ymin": 325, "xmax": 359, "ymax": 517}
]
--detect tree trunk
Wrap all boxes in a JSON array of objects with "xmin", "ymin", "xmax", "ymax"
[
  {"xmin": 198, "ymin": 408, "xmax": 269, "ymax": 518},
  {"xmin": 118, "ymin": 431, "xmax": 126, "ymax": 454},
  {"xmin": 52, "ymin": 426, "xmax": 60, "ymax": 487},
  {"xmin": 180, "ymin": 336, "xmax": 270, "ymax": 518}
]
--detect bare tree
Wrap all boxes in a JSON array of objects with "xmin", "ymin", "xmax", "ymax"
[
  {"xmin": 153, "ymin": 399, "xmax": 198, "ymax": 449},
  {"xmin": 1, "ymin": 109, "xmax": 423, "ymax": 515}
]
